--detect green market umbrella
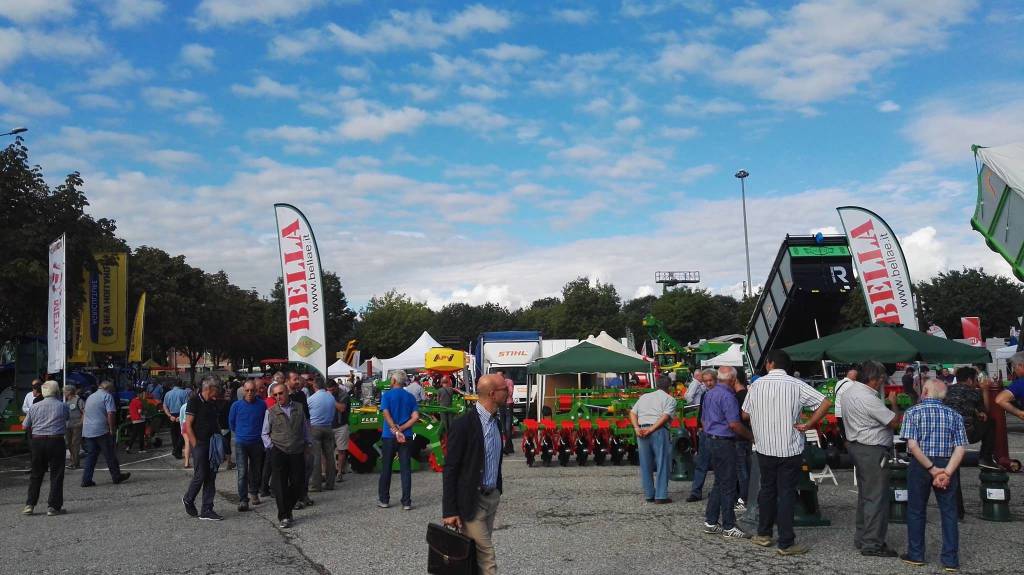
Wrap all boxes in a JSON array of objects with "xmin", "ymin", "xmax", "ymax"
[
  {"xmin": 528, "ymin": 341, "xmax": 651, "ymax": 374},
  {"xmin": 782, "ymin": 323, "xmax": 991, "ymax": 364}
]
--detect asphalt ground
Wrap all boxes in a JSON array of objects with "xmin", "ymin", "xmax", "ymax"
[{"xmin": 2, "ymin": 432, "xmax": 1023, "ymax": 575}]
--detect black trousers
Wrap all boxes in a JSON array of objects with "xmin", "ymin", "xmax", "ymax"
[
  {"xmin": 27, "ymin": 437, "xmax": 65, "ymax": 509},
  {"xmin": 130, "ymin": 421, "xmax": 146, "ymax": 450},
  {"xmin": 169, "ymin": 420, "xmax": 184, "ymax": 457},
  {"xmin": 967, "ymin": 419, "xmax": 995, "ymax": 460},
  {"xmin": 757, "ymin": 453, "xmax": 803, "ymax": 549},
  {"xmin": 184, "ymin": 441, "xmax": 217, "ymax": 514},
  {"xmin": 260, "ymin": 446, "xmax": 273, "ymax": 495},
  {"xmin": 271, "ymin": 447, "xmax": 304, "ymax": 521}
]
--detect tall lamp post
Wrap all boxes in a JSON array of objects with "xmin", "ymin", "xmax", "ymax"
[
  {"xmin": 735, "ymin": 170, "xmax": 752, "ymax": 299},
  {"xmin": 1, "ymin": 127, "xmax": 27, "ymax": 137}
]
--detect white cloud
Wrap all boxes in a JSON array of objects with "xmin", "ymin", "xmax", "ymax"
[
  {"xmin": 267, "ymin": 28, "xmax": 326, "ymax": 60},
  {"xmin": 337, "ymin": 106, "xmax": 427, "ymax": 142},
  {"xmin": 231, "ymin": 75, "xmax": 299, "ymax": 99},
  {"xmin": 180, "ymin": 43, "xmax": 215, "ymax": 71},
  {"xmin": 716, "ymin": 0, "xmax": 974, "ymax": 104},
  {"xmin": 593, "ymin": 152, "xmax": 666, "ymax": 179},
  {"xmin": 143, "ymin": 86, "xmax": 203, "ymax": 109},
  {"xmin": 477, "ymin": 43, "xmax": 544, "ymax": 61},
  {"xmin": 76, "ymin": 93, "xmax": 121, "ymax": 109},
  {"xmin": 0, "ymin": 0, "xmax": 73, "ymax": 23},
  {"xmin": 656, "ymin": 42, "xmax": 719, "ymax": 74},
  {"xmin": 0, "ymin": 27, "xmax": 105, "ymax": 69},
  {"xmin": 621, "ymin": 0, "xmax": 699, "ymax": 18},
  {"xmin": 327, "ymin": 5, "xmax": 511, "ymax": 53},
  {"xmin": 900, "ymin": 226, "xmax": 948, "ymax": 282},
  {"xmin": 86, "ymin": 60, "xmax": 150, "ymax": 88},
  {"xmin": 552, "ymin": 8, "xmax": 595, "ymax": 24},
  {"xmin": 459, "ymin": 84, "xmax": 504, "ymax": 101},
  {"xmin": 45, "ymin": 126, "xmax": 147, "ymax": 155},
  {"xmin": 664, "ymin": 95, "xmax": 746, "ymax": 116},
  {"xmin": 142, "ymin": 148, "xmax": 203, "ymax": 170},
  {"xmin": 581, "ymin": 98, "xmax": 613, "ymax": 115},
  {"xmin": 177, "ymin": 106, "xmax": 223, "ymax": 128},
  {"xmin": 615, "ymin": 116, "xmax": 643, "ymax": 132},
  {"xmin": 877, "ymin": 100, "xmax": 901, "ymax": 113},
  {"xmin": 0, "ymin": 81, "xmax": 68, "ymax": 116},
  {"xmin": 730, "ymin": 7, "xmax": 772, "ymax": 28},
  {"xmin": 680, "ymin": 163, "xmax": 717, "ymax": 183},
  {"xmin": 193, "ymin": 0, "xmax": 324, "ymax": 28},
  {"xmin": 248, "ymin": 124, "xmax": 333, "ymax": 154},
  {"xmin": 660, "ymin": 126, "xmax": 700, "ymax": 140},
  {"xmin": 549, "ymin": 144, "xmax": 608, "ymax": 162},
  {"xmin": 102, "ymin": 0, "xmax": 166, "ymax": 28},
  {"xmin": 434, "ymin": 103, "xmax": 510, "ymax": 133},
  {"xmin": 337, "ymin": 65, "xmax": 370, "ymax": 82},
  {"xmin": 391, "ymin": 83, "xmax": 441, "ymax": 102},
  {"xmin": 905, "ymin": 90, "xmax": 1024, "ymax": 163}
]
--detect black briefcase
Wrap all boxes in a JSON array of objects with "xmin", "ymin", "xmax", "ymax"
[{"xmin": 426, "ymin": 523, "xmax": 478, "ymax": 575}]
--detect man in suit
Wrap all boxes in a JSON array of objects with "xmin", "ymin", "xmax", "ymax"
[{"xmin": 442, "ymin": 374, "xmax": 508, "ymax": 575}]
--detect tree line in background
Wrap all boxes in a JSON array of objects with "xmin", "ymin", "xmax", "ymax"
[{"xmin": 4, "ymin": 139, "xmax": 1024, "ymax": 369}]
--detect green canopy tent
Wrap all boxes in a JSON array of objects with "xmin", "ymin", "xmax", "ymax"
[
  {"xmin": 527, "ymin": 341, "xmax": 653, "ymax": 419},
  {"xmin": 782, "ymin": 323, "xmax": 992, "ymax": 364}
]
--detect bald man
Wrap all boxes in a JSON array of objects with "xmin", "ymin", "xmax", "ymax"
[
  {"xmin": 442, "ymin": 374, "xmax": 508, "ymax": 575},
  {"xmin": 898, "ymin": 378, "xmax": 967, "ymax": 571}
]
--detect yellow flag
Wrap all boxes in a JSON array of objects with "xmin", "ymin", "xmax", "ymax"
[
  {"xmin": 68, "ymin": 312, "xmax": 91, "ymax": 364},
  {"xmin": 83, "ymin": 252, "xmax": 128, "ymax": 352},
  {"xmin": 128, "ymin": 292, "xmax": 146, "ymax": 363}
]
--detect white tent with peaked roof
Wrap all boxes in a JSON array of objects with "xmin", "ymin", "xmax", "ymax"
[
  {"xmin": 701, "ymin": 343, "xmax": 745, "ymax": 367},
  {"xmin": 379, "ymin": 331, "xmax": 442, "ymax": 377},
  {"xmin": 327, "ymin": 358, "xmax": 360, "ymax": 377},
  {"xmin": 586, "ymin": 331, "xmax": 646, "ymax": 360}
]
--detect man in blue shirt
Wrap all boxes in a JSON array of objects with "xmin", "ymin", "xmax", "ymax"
[
  {"xmin": 899, "ymin": 379, "xmax": 967, "ymax": 571},
  {"xmin": 995, "ymin": 351, "xmax": 1024, "ymax": 424},
  {"xmin": 22, "ymin": 381, "xmax": 70, "ymax": 516},
  {"xmin": 701, "ymin": 366, "xmax": 754, "ymax": 538},
  {"xmin": 163, "ymin": 382, "xmax": 189, "ymax": 459},
  {"xmin": 378, "ymin": 371, "xmax": 419, "ymax": 510},
  {"xmin": 229, "ymin": 380, "xmax": 267, "ymax": 511},
  {"xmin": 81, "ymin": 381, "xmax": 130, "ymax": 487},
  {"xmin": 307, "ymin": 378, "xmax": 338, "ymax": 492}
]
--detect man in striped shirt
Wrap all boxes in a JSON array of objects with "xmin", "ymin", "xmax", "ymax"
[{"xmin": 742, "ymin": 350, "xmax": 831, "ymax": 556}]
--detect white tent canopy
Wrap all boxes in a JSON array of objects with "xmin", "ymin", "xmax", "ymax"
[
  {"xmin": 327, "ymin": 358, "xmax": 359, "ymax": 377},
  {"xmin": 585, "ymin": 331, "xmax": 646, "ymax": 361},
  {"xmin": 379, "ymin": 331, "xmax": 442, "ymax": 377},
  {"xmin": 977, "ymin": 143, "xmax": 1024, "ymax": 196},
  {"xmin": 701, "ymin": 343, "xmax": 745, "ymax": 367},
  {"xmin": 358, "ymin": 356, "xmax": 382, "ymax": 376},
  {"xmin": 992, "ymin": 345, "xmax": 1019, "ymax": 361}
]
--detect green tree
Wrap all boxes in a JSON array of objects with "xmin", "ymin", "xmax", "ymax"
[
  {"xmin": 1, "ymin": 137, "xmax": 124, "ymax": 342},
  {"xmin": 355, "ymin": 290, "xmax": 434, "ymax": 358},
  {"xmin": 515, "ymin": 297, "xmax": 564, "ymax": 336},
  {"xmin": 270, "ymin": 270, "xmax": 357, "ymax": 363},
  {"xmin": 433, "ymin": 302, "xmax": 513, "ymax": 348},
  {"xmin": 650, "ymin": 287, "xmax": 740, "ymax": 345},
  {"xmin": 917, "ymin": 268, "xmax": 1024, "ymax": 338},
  {"xmin": 555, "ymin": 277, "xmax": 623, "ymax": 339},
  {"xmin": 622, "ymin": 295, "xmax": 658, "ymax": 350}
]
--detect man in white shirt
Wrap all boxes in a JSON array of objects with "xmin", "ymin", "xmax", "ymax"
[
  {"xmin": 833, "ymin": 368, "xmax": 859, "ymax": 419},
  {"xmin": 404, "ymin": 376, "xmax": 425, "ymax": 402},
  {"xmin": 22, "ymin": 380, "xmax": 42, "ymax": 414},
  {"xmin": 742, "ymin": 350, "xmax": 831, "ymax": 556},
  {"xmin": 629, "ymin": 377, "xmax": 677, "ymax": 503}
]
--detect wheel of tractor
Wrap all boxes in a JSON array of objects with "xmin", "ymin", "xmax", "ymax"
[
  {"xmin": 541, "ymin": 451, "xmax": 552, "ymax": 466},
  {"xmin": 576, "ymin": 448, "xmax": 588, "ymax": 467},
  {"xmin": 348, "ymin": 435, "xmax": 379, "ymax": 474},
  {"xmin": 628, "ymin": 448, "xmax": 639, "ymax": 466},
  {"xmin": 558, "ymin": 451, "xmax": 570, "ymax": 466},
  {"xmin": 610, "ymin": 449, "xmax": 623, "ymax": 465},
  {"xmin": 525, "ymin": 453, "xmax": 535, "ymax": 467},
  {"xmin": 593, "ymin": 449, "xmax": 606, "ymax": 466}
]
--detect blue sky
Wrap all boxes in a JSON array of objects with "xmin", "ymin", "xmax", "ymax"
[{"xmin": 3, "ymin": 0, "xmax": 1023, "ymax": 310}]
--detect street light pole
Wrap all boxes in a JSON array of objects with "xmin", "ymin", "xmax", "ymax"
[
  {"xmin": 737, "ymin": 168, "xmax": 753, "ymax": 294},
  {"xmin": 1, "ymin": 127, "xmax": 27, "ymax": 137}
]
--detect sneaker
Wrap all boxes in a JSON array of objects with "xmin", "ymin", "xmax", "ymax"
[
  {"xmin": 279, "ymin": 518, "xmax": 293, "ymax": 528},
  {"xmin": 734, "ymin": 499, "xmax": 747, "ymax": 512},
  {"xmin": 252, "ymin": 495, "xmax": 262, "ymax": 506},
  {"xmin": 183, "ymin": 497, "xmax": 198, "ymax": 518},
  {"xmin": 238, "ymin": 502, "xmax": 249, "ymax": 512},
  {"xmin": 377, "ymin": 501, "xmax": 390, "ymax": 509},
  {"xmin": 21, "ymin": 505, "xmax": 33, "ymax": 515},
  {"xmin": 900, "ymin": 554, "xmax": 925, "ymax": 567},
  {"xmin": 942, "ymin": 566, "xmax": 959, "ymax": 573},
  {"xmin": 750, "ymin": 535, "xmax": 774, "ymax": 547},
  {"xmin": 777, "ymin": 544, "xmax": 809, "ymax": 556},
  {"xmin": 81, "ymin": 481, "xmax": 96, "ymax": 488},
  {"xmin": 645, "ymin": 498, "xmax": 655, "ymax": 503},
  {"xmin": 294, "ymin": 501, "xmax": 305, "ymax": 510},
  {"xmin": 46, "ymin": 507, "xmax": 65, "ymax": 516},
  {"xmin": 861, "ymin": 547, "xmax": 898, "ymax": 558},
  {"xmin": 402, "ymin": 504, "xmax": 413, "ymax": 511},
  {"xmin": 685, "ymin": 495, "xmax": 702, "ymax": 503},
  {"xmin": 302, "ymin": 497, "xmax": 314, "ymax": 506},
  {"xmin": 199, "ymin": 510, "xmax": 224, "ymax": 521},
  {"xmin": 112, "ymin": 472, "xmax": 131, "ymax": 484},
  {"xmin": 703, "ymin": 522, "xmax": 724, "ymax": 534},
  {"xmin": 722, "ymin": 527, "xmax": 749, "ymax": 539}
]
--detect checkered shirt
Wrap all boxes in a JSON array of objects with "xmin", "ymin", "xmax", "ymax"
[{"xmin": 898, "ymin": 398, "xmax": 967, "ymax": 458}]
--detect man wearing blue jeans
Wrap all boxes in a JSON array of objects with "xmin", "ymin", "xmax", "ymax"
[
  {"xmin": 701, "ymin": 366, "xmax": 754, "ymax": 537},
  {"xmin": 899, "ymin": 379, "xmax": 967, "ymax": 571},
  {"xmin": 378, "ymin": 371, "xmax": 419, "ymax": 510},
  {"xmin": 80, "ymin": 381, "xmax": 130, "ymax": 487},
  {"xmin": 686, "ymin": 369, "xmax": 715, "ymax": 502},
  {"xmin": 229, "ymin": 380, "xmax": 267, "ymax": 512},
  {"xmin": 629, "ymin": 376, "xmax": 677, "ymax": 503}
]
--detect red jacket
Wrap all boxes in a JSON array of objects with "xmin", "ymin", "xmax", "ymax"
[{"xmin": 129, "ymin": 397, "xmax": 145, "ymax": 423}]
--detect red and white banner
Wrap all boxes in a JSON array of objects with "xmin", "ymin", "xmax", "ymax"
[
  {"xmin": 961, "ymin": 316, "xmax": 982, "ymax": 346},
  {"xmin": 274, "ymin": 204, "xmax": 327, "ymax": 378},
  {"xmin": 47, "ymin": 234, "xmax": 66, "ymax": 374},
  {"xmin": 927, "ymin": 324, "xmax": 948, "ymax": 339},
  {"xmin": 837, "ymin": 206, "xmax": 919, "ymax": 330}
]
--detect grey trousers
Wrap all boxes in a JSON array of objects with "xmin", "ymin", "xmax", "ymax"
[
  {"xmin": 464, "ymin": 489, "xmax": 501, "ymax": 575},
  {"xmin": 310, "ymin": 426, "xmax": 336, "ymax": 490},
  {"xmin": 848, "ymin": 442, "xmax": 891, "ymax": 551}
]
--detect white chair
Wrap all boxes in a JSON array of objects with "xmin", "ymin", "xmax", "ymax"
[{"xmin": 805, "ymin": 429, "xmax": 838, "ymax": 485}]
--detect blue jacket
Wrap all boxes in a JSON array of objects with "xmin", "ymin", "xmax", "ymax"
[{"xmin": 229, "ymin": 399, "xmax": 267, "ymax": 444}]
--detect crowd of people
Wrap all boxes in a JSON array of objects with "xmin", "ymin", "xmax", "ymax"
[{"xmin": 632, "ymin": 349, "xmax": 1024, "ymax": 572}]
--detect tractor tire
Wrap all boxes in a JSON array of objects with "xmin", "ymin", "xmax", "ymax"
[
  {"xmin": 558, "ymin": 451, "xmax": 570, "ymax": 466},
  {"xmin": 525, "ymin": 453, "xmax": 535, "ymax": 467},
  {"xmin": 348, "ymin": 435, "xmax": 379, "ymax": 474},
  {"xmin": 628, "ymin": 448, "xmax": 639, "ymax": 466},
  {"xmin": 541, "ymin": 451, "xmax": 552, "ymax": 466},
  {"xmin": 593, "ymin": 449, "xmax": 606, "ymax": 466},
  {"xmin": 576, "ymin": 448, "xmax": 588, "ymax": 467}
]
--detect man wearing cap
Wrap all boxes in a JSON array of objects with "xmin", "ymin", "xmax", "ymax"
[{"xmin": 22, "ymin": 381, "xmax": 70, "ymax": 516}]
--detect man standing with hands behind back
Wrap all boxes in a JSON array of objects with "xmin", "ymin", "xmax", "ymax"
[
  {"xmin": 443, "ymin": 374, "xmax": 507, "ymax": 575},
  {"xmin": 629, "ymin": 375, "xmax": 677, "ymax": 504}
]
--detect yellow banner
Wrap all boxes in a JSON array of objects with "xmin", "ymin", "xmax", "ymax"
[
  {"xmin": 83, "ymin": 252, "xmax": 128, "ymax": 352},
  {"xmin": 68, "ymin": 312, "xmax": 91, "ymax": 364},
  {"xmin": 128, "ymin": 292, "xmax": 145, "ymax": 362}
]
